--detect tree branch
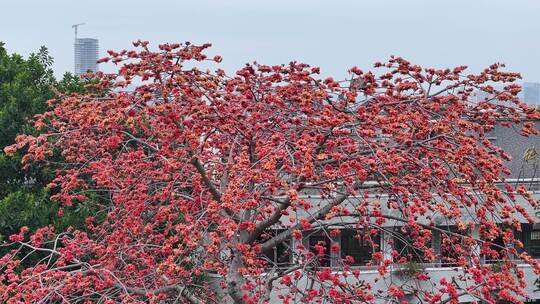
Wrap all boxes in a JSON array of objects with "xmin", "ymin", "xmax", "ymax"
[
  {"xmin": 260, "ymin": 181, "xmax": 363, "ymax": 252},
  {"xmin": 190, "ymin": 157, "xmax": 222, "ymax": 203}
]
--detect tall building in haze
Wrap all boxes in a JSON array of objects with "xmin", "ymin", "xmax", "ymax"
[
  {"xmin": 74, "ymin": 38, "xmax": 99, "ymax": 76},
  {"xmin": 474, "ymin": 82, "xmax": 540, "ymax": 108},
  {"xmin": 523, "ymin": 82, "xmax": 540, "ymax": 106}
]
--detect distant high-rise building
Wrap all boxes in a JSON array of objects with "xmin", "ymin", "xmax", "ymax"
[
  {"xmin": 523, "ymin": 82, "xmax": 540, "ymax": 106},
  {"xmin": 74, "ymin": 38, "xmax": 99, "ymax": 76}
]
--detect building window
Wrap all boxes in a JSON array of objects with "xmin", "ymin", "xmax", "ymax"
[
  {"xmin": 259, "ymin": 230, "xmax": 292, "ymax": 268},
  {"xmin": 308, "ymin": 234, "xmax": 332, "ymax": 267},
  {"xmin": 393, "ymin": 227, "xmax": 431, "ymax": 263},
  {"xmin": 484, "ymin": 235, "xmax": 506, "ymax": 264},
  {"xmin": 340, "ymin": 229, "xmax": 380, "ymax": 266},
  {"xmin": 518, "ymin": 224, "xmax": 540, "ymax": 259},
  {"xmin": 526, "ymin": 229, "xmax": 540, "ymax": 258},
  {"xmin": 439, "ymin": 226, "xmax": 466, "ymax": 267}
]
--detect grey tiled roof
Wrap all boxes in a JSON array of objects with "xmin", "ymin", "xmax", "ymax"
[{"xmin": 488, "ymin": 121, "xmax": 539, "ymax": 179}]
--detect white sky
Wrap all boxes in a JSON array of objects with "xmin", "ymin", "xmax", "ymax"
[{"xmin": 1, "ymin": 0, "xmax": 539, "ymax": 81}]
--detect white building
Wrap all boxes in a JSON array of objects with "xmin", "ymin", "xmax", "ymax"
[
  {"xmin": 210, "ymin": 122, "xmax": 540, "ymax": 303},
  {"xmin": 74, "ymin": 38, "xmax": 99, "ymax": 76}
]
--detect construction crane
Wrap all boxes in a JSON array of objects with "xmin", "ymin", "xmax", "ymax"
[{"xmin": 72, "ymin": 23, "xmax": 86, "ymax": 40}]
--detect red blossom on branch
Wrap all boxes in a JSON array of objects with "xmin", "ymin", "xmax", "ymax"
[{"xmin": 1, "ymin": 41, "xmax": 539, "ymax": 304}]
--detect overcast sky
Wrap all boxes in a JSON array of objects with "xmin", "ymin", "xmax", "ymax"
[{"xmin": 1, "ymin": 0, "xmax": 539, "ymax": 82}]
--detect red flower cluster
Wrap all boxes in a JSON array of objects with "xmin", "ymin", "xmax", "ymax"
[{"xmin": 1, "ymin": 41, "xmax": 539, "ymax": 304}]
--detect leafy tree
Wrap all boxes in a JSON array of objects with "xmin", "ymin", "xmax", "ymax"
[
  {"xmin": 0, "ymin": 44, "xmax": 54, "ymax": 193},
  {"xmin": 1, "ymin": 41, "xmax": 540, "ymax": 303},
  {"xmin": 55, "ymin": 72, "xmax": 86, "ymax": 95},
  {"xmin": 0, "ymin": 43, "xmax": 98, "ymax": 243}
]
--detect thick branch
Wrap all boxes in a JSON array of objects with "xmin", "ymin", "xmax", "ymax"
[
  {"xmin": 191, "ymin": 157, "xmax": 222, "ymax": 203},
  {"xmin": 189, "ymin": 156, "xmax": 238, "ymax": 220},
  {"xmin": 260, "ymin": 181, "xmax": 363, "ymax": 252},
  {"xmin": 247, "ymin": 129, "xmax": 335, "ymax": 244}
]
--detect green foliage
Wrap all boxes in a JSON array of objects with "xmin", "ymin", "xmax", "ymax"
[
  {"xmin": 0, "ymin": 43, "xmax": 54, "ymax": 149},
  {"xmin": 0, "ymin": 42, "xmax": 96, "ymax": 243},
  {"xmin": 491, "ymin": 261, "xmax": 505, "ymax": 273},
  {"xmin": 56, "ymin": 72, "xmax": 87, "ymax": 95},
  {"xmin": 394, "ymin": 261, "xmax": 426, "ymax": 278},
  {"xmin": 0, "ymin": 190, "xmax": 101, "ymax": 242}
]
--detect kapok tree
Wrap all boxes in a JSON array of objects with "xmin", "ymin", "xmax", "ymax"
[{"xmin": 2, "ymin": 41, "xmax": 540, "ymax": 304}]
